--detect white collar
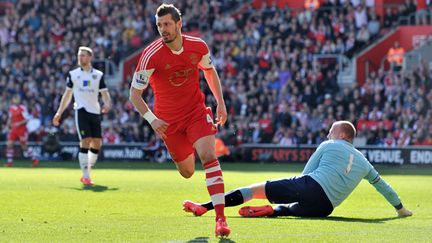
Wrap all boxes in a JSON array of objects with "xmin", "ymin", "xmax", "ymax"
[{"xmin": 170, "ymin": 46, "xmax": 184, "ymax": 55}]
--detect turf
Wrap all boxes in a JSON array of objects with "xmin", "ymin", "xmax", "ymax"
[{"xmin": 0, "ymin": 161, "xmax": 431, "ymax": 242}]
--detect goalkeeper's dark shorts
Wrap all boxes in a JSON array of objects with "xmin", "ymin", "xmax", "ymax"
[{"xmin": 265, "ymin": 175, "xmax": 333, "ymax": 217}]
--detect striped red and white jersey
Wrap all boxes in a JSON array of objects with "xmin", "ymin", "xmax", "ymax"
[{"xmin": 131, "ymin": 35, "xmax": 214, "ymax": 123}]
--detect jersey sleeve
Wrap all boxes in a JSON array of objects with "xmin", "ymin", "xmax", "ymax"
[
  {"xmin": 66, "ymin": 72, "xmax": 73, "ymax": 89},
  {"xmin": 131, "ymin": 49, "xmax": 156, "ymax": 90},
  {"xmin": 365, "ymin": 168, "xmax": 402, "ymax": 208},
  {"xmin": 99, "ymin": 73, "xmax": 108, "ymax": 92},
  {"xmin": 198, "ymin": 42, "xmax": 214, "ymax": 70}
]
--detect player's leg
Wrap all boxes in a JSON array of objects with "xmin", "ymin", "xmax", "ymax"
[
  {"xmin": 75, "ymin": 109, "xmax": 93, "ymax": 185},
  {"xmin": 184, "ymin": 182, "xmax": 267, "ymax": 215},
  {"xmin": 174, "ymin": 154, "xmax": 196, "ymax": 178},
  {"xmin": 193, "ymin": 135, "xmax": 230, "ymax": 237},
  {"xmin": 79, "ymin": 138, "xmax": 92, "ymax": 183},
  {"xmin": 162, "ymin": 130, "xmax": 196, "ymax": 178},
  {"xmin": 19, "ymin": 132, "xmax": 39, "ymax": 167},
  {"xmin": 194, "ymin": 135, "xmax": 226, "ymax": 217},
  {"xmin": 88, "ymin": 138, "xmax": 101, "ymax": 177},
  {"xmin": 240, "ymin": 175, "xmax": 334, "ymax": 217},
  {"xmin": 190, "ymin": 107, "xmax": 230, "ymax": 236},
  {"xmin": 87, "ymin": 113, "xmax": 103, "ymax": 178},
  {"xmin": 271, "ymin": 202, "xmax": 333, "ymax": 217},
  {"xmin": 271, "ymin": 176, "xmax": 334, "ymax": 217},
  {"xmin": 5, "ymin": 136, "xmax": 15, "ymax": 167}
]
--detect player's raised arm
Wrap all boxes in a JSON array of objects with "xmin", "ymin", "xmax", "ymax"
[{"xmin": 365, "ymin": 168, "xmax": 413, "ymax": 217}]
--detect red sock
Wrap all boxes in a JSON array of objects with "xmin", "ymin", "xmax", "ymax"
[{"xmin": 203, "ymin": 158, "xmax": 225, "ymax": 220}]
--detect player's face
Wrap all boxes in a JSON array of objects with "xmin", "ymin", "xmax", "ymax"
[
  {"xmin": 78, "ymin": 51, "xmax": 92, "ymax": 66},
  {"xmin": 156, "ymin": 14, "xmax": 181, "ymax": 43},
  {"xmin": 12, "ymin": 95, "xmax": 20, "ymax": 104}
]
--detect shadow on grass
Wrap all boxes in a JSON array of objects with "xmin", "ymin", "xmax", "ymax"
[
  {"xmin": 186, "ymin": 236, "xmax": 235, "ymax": 243},
  {"xmin": 187, "ymin": 237, "xmax": 209, "ymax": 243},
  {"xmin": 65, "ymin": 184, "xmax": 119, "ymax": 192},
  {"xmin": 219, "ymin": 238, "xmax": 236, "ymax": 243},
  {"xmin": 228, "ymin": 215, "xmax": 399, "ymax": 224},
  {"xmin": 309, "ymin": 216, "xmax": 400, "ymax": 223}
]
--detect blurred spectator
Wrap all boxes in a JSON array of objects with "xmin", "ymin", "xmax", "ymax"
[
  {"xmin": 367, "ymin": 12, "xmax": 380, "ymax": 37},
  {"xmin": 387, "ymin": 41, "xmax": 405, "ymax": 71}
]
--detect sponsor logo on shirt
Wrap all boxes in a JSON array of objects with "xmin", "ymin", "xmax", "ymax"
[
  {"xmin": 169, "ymin": 68, "xmax": 193, "ymax": 87},
  {"xmin": 83, "ymin": 80, "xmax": 91, "ymax": 87}
]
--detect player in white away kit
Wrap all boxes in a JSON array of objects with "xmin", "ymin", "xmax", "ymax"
[{"xmin": 53, "ymin": 46, "xmax": 111, "ymax": 186}]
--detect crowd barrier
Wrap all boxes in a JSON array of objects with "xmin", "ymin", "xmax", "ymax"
[
  {"xmin": 238, "ymin": 144, "xmax": 432, "ymax": 165},
  {"xmin": 0, "ymin": 142, "xmax": 431, "ymax": 165}
]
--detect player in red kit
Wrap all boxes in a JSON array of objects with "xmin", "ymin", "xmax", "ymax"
[
  {"xmin": 129, "ymin": 4, "xmax": 231, "ymax": 237},
  {"xmin": 5, "ymin": 95, "xmax": 39, "ymax": 167}
]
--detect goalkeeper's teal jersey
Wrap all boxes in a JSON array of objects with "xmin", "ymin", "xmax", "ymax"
[{"xmin": 302, "ymin": 139, "xmax": 401, "ymax": 208}]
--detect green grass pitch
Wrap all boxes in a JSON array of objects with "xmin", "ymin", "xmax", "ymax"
[{"xmin": 0, "ymin": 161, "xmax": 431, "ymax": 242}]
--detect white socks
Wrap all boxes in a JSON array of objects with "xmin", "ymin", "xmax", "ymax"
[
  {"xmin": 79, "ymin": 148, "xmax": 100, "ymax": 179},
  {"xmin": 79, "ymin": 149, "xmax": 89, "ymax": 179}
]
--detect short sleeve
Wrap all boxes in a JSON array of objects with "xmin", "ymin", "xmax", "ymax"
[
  {"xmin": 131, "ymin": 70, "xmax": 154, "ymax": 90},
  {"xmin": 198, "ymin": 43, "xmax": 214, "ymax": 70},
  {"xmin": 66, "ymin": 72, "xmax": 73, "ymax": 89},
  {"xmin": 131, "ymin": 48, "xmax": 156, "ymax": 90},
  {"xmin": 99, "ymin": 73, "xmax": 108, "ymax": 91}
]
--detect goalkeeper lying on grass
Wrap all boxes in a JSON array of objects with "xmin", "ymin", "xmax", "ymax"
[{"xmin": 183, "ymin": 121, "xmax": 413, "ymax": 218}]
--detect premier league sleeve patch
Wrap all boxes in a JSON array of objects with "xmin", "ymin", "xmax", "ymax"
[
  {"xmin": 198, "ymin": 52, "xmax": 214, "ymax": 70},
  {"xmin": 131, "ymin": 69, "xmax": 154, "ymax": 90}
]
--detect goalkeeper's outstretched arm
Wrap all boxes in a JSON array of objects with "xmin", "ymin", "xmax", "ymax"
[{"xmin": 366, "ymin": 169, "xmax": 413, "ymax": 217}]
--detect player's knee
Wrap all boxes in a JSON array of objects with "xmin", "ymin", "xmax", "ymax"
[
  {"xmin": 91, "ymin": 138, "xmax": 102, "ymax": 149},
  {"xmin": 198, "ymin": 152, "xmax": 216, "ymax": 164},
  {"xmin": 179, "ymin": 169, "xmax": 194, "ymax": 179},
  {"xmin": 80, "ymin": 138, "xmax": 91, "ymax": 148},
  {"xmin": 6, "ymin": 141, "xmax": 13, "ymax": 147}
]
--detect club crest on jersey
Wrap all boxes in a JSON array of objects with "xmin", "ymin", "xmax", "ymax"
[
  {"xmin": 190, "ymin": 53, "xmax": 198, "ymax": 64},
  {"xmin": 92, "ymin": 74, "xmax": 98, "ymax": 80},
  {"xmin": 83, "ymin": 80, "xmax": 91, "ymax": 87}
]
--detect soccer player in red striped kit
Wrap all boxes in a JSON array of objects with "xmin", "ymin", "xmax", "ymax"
[
  {"xmin": 129, "ymin": 4, "xmax": 231, "ymax": 237},
  {"xmin": 4, "ymin": 95, "xmax": 39, "ymax": 167}
]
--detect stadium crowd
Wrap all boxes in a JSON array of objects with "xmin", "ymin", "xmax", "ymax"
[{"xmin": 0, "ymin": 0, "xmax": 431, "ymax": 148}]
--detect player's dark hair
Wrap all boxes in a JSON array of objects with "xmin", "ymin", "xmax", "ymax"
[{"xmin": 156, "ymin": 3, "xmax": 182, "ymax": 22}]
